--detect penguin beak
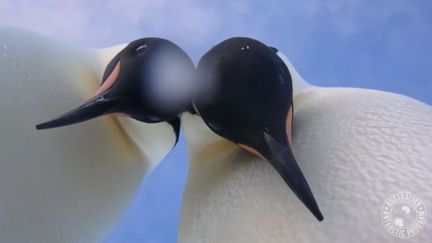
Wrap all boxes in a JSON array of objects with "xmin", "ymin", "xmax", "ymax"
[
  {"xmin": 237, "ymin": 107, "xmax": 323, "ymax": 221},
  {"xmin": 36, "ymin": 62, "xmax": 124, "ymax": 130},
  {"xmin": 35, "ymin": 96, "xmax": 120, "ymax": 130},
  {"xmin": 262, "ymin": 132, "xmax": 323, "ymax": 221}
]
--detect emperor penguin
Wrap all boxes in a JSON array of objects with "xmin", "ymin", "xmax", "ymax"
[
  {"xmin": 179, "ymin": 37, "xmax": 432, "ymax": 243},
  {"xmin": 0, "ymin": 27, "xmax": 193, "ymax": 243}
]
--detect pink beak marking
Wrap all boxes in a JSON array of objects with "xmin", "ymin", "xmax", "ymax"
[{"xmin": 89, "ymin": 61, "xmax": 122, "ymax": 100}]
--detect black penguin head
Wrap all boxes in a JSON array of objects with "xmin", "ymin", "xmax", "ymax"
[
  {"xmin": 194, "ymin": 37, "xmax": 323, "ymax": 221},
  {"xmin": 36, "ymin": 38, "xmax": 194, "ymax": 134}
]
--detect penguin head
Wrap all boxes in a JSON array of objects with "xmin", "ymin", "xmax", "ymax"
[
  {"xmin": 36, "ymin": 38, "xmax": 194, "ymax": 133},
  {"xmin": 194, "ymin": 37, "xmax": 323, "ymax": 221}
]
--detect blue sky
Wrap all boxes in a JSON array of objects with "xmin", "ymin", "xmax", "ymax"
[{"xmin": 1, "ymin": 1, "xmax": 431, "ymax": 242}]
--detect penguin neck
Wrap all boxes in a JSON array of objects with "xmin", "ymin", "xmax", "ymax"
[
  {"xmin": 275, "ymin": 51, "xmax": 313, "ymax": 94},
  {"xmin": 113, "ymin": 117, "xmax": 177, "ymax": 172},
  {"xmin": 181, "ymin": 113, "xmax": 238, "ymax": 168},
  {"xmin": 274, "ymin": 51, "xmax": 323, "ymax": 112}
]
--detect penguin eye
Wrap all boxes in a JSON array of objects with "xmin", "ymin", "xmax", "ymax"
[{"xmin": 135, "ymin": 44, "xmax": 147, "ymax": 55}]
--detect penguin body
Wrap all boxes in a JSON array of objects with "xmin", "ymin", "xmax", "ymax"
[
  {"xmin": 179, "ymin": 39, "xmax": 432, "ymax": 243},
  {"xmin": 0, "ymin": 27, "xmax": 178, "ymax": 242}
]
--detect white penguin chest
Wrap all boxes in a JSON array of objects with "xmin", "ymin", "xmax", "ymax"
[{"xmin": 180, "ymin": 88, "xmax": 432, "ymax": 243}]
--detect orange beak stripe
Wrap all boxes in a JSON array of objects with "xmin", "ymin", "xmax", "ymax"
[
  {"xmin": 89, "ymin": 61, "xmax": 122, "ymax": 100},
  {"xmin": 239, "ymin": 105, "xmax": 294, "ymax": 159},
  {"xmin": 285, "ymin": 106, "xmax": 293, "ymax": 147}
]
